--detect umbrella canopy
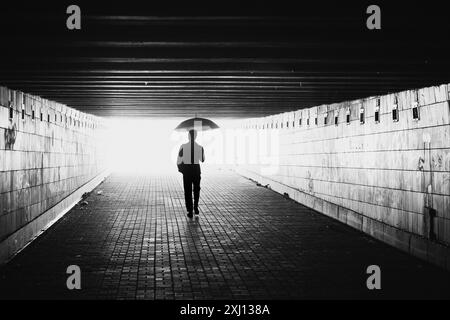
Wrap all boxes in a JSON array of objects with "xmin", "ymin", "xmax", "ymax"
[{"xmin": 174, "ymin": 117, "xmax": 219, "ymax": 132}]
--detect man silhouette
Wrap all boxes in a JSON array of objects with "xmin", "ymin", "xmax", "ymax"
[{"xmin": 177, "ymin": 130, "xmax": 205, "ymax": 218}]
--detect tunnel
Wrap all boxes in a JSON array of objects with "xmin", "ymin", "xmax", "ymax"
[{"xmin": 0, "ymin": 1, "xmax": 450, "ymax": 302}]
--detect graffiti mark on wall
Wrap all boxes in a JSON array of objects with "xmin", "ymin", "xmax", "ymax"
[
  {"xmin": 4, "ymin": 121, "xmax": 17, "ymax": 150},
  {"xmin": 417, "ymin": 157, "xmax": 425, "ymax": 171},
  {"xmin": 432, "ymin": 154, "xmax": 443, "ymax": 169},
  {"xmin": 306, "ymin": 170, "xmax": 314, "ymax": 193}
]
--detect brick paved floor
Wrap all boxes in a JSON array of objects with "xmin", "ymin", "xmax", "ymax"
[{"xmin": 0, "ymin": 168, "xmax": 449, "ymax": 299}]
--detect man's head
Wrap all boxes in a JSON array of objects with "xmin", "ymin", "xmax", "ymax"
[{"xmin": 188, "ymin": 129, "xmax": 197, "ymax": 141}]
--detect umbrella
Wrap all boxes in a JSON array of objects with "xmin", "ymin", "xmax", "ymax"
[{"xmin": 174, "ymin": 117, "xmax": 219, "ymax": 132}]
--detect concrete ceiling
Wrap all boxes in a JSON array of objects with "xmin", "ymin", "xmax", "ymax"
[{"xmin": 1, "ymin": 1, "xmax": 449, "ymax": 118}]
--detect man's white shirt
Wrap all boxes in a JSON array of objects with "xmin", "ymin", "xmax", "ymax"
[{"xmin": 177, "ymin": 142, "xmax": 205, "ymax": 164}]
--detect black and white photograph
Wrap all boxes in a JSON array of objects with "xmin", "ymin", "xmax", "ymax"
[{"xmin": 0, "ymin": 0, "xmax": 449, "ymax": 311}]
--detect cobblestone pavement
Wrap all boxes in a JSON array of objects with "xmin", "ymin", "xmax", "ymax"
[{"xmin": 0, "ymin": 168, "xmax": 449, "ymax": 300}]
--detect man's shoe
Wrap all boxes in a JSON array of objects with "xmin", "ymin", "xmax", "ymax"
[
  {"xmin": 194, "ymin": 208, "xmax": 199, "ymax": 215},
  {"xmin": 187, "ymin": 212, "xmax": 193, "ymax": 218}
]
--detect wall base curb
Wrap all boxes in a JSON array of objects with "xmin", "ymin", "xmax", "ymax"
[
  {"xmin": 0, "ymin": 169, "xmax": 111, "ymax": 266},
  {"xmin": 235, "ymin": 167, "xmax": 450, "ymax": 272}
]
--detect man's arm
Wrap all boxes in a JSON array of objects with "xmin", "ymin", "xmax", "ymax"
[
  {"xmin": 177, "ymin": 146, "xmax": 183, "ymax": 164},
  {"xmin": 201, "ymin": 147, "xmax": 205, "ymax": 162}
]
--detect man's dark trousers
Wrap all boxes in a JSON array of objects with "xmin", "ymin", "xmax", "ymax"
[{"xmin": 182, "ymin": 164, "xmax": 201, "ymax": 213}]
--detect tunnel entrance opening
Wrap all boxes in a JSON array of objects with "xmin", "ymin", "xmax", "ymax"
[{"xmin": 105, "ymin": 118, "xmax": 240, "ymax": 174}]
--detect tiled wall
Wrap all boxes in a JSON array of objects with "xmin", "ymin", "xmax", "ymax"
[
  {"xmin": 0, "ymin": 86, "xmax": 108, "ymax": 264},
  {"xmin": 235, "ymin": 83, "xmax": 450, "ymax": 270}
]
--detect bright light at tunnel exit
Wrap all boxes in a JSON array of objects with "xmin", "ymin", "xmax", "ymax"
[{"xmin": 105, "ymin": 118, "xmax": 237, "ymax": 174}]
